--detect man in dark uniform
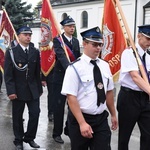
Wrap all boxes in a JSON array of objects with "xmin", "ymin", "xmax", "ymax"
[
  {"xmin": 117, "ymin": 24, "xmax": 150, "ymax": 150},
  {"xmin": 4, "ymin": 26, "xmax": 43, "ymax": 150},
  {"xmin": 52, "ymin": 16, "xmax": 80, "ymax": 143}
]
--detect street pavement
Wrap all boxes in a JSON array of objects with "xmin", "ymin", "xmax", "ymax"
[{"xmin": 0, "ymin": 83, "xmax": 140, "ymax": 150}]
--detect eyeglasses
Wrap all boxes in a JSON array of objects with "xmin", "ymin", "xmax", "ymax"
[
  {"xmin": 86, "ymin": 41, "xmax": 103, "ymax": 48},
  {"xmin": 91, "ymin": 42, "xmax": 103, "ymax": 47}
]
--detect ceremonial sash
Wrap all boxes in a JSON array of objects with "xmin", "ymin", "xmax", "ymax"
[{"xmin": 57, "ymin": 37, "xmax": 76, "ymax": 62}]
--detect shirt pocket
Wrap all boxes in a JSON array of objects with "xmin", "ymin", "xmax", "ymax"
[
  {"xmin": 15, "ymin": 59, "xmax": 27, "ymax": 68},
  {"xmin": 80, "ymin": 75, "xmax": 94, "ymax": 92}
]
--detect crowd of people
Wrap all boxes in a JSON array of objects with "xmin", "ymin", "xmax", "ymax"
[{"xmin": 1, "ymin": 15, "xmax": 150, "ymax": 150}]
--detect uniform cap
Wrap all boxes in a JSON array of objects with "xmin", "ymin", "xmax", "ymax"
[
  {"xmin": 17, "ymin": 26, "xmax": 32, "ymax": 35},
  {"xmin": 80, "ymin": 26, "xmax": 103, "ymax": 43},
  {"xmin": 138, "ymin": 24, "xmax": 150, "ymax": 38},
  {"xmin": 60, "ymin": 16, "xmax": 75, "ymax": 26}
]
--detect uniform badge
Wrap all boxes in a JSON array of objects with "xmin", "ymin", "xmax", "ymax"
[
  {"xmin": 97, "ymin": 82, "xmax": 104, "ymax": 89},
  {"xmin": 18, "ymin": 63, "xmax": 22, "ymax": 67}
]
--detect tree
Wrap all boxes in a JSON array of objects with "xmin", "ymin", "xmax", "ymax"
[
  {"xmin": 33, "ymin": 0, "xmax": 42, "ymax": 19},
  {"xmin": 3, "ymin": 0, "xmax": 34, "ymax": 31},
  {"xmin": 73, "ymin": 26, "xmax": 77, "ymax": 38}
]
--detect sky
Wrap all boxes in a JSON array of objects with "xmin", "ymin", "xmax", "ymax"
[{"xmin": 23, "ymin": 0, "xmax": 41, "ymax": 9}]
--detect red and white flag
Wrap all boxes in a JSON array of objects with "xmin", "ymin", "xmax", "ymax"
[
  {"xmin": 102, "ymin": 0, "xmax": 127, "ymax": 81},
  {"xmin": 40, "ymin": 0, "xmax": 60, "ymax": 76},
  {"xmin": 0, "ymin": 9, "xmax": 17, "ymax": 72}
]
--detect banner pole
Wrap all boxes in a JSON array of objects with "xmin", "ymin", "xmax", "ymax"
[
  {"xmin": 46, "ymin": 0, "xmax": 70, "ymax": 62},
  {"xmin": 2, "ymin": 7, "xmax": 19, "ymax": 43}
]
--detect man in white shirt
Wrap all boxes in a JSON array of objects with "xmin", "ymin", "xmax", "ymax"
[
  {"xmin": 61, "ymin": 26, "xmax": 117, "ymax": 150},
  {"xmin": 117, "ymin": 24, "xmax": 150, "ymax": 150}
]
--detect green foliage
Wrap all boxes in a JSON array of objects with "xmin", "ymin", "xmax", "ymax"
[
  {"xmin": 73, "ymin": 26, "xmax": 77, "ymax": 38},
  {"xmin": 33, "ymin": 0, "xmax": 42, "ymax": 19},
  {"xmin": 3, "ymin": 0, "xmax": 35, "ymax": 31}
]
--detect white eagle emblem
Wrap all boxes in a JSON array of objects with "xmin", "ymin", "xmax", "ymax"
[
  {"xmin": 101, "ymin": 24, "xmax": 114, "ymax": 59},
  {"xmin": 41, "ymin": 19, "xmax": 53, "ymax": 49}
]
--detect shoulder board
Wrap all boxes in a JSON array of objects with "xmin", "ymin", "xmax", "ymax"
[
  {"xmin": 72, "ymin": 36, "xmax": 77, "ymax": 40},
  {"xmin": 147, "ymin": 50, "xmax": 150, "ymax": 55},
  {"xmin": 30, "ymin": 46, "xmax": 39, "ymax": 51},
  {"xmin": 56, "ymin": 35, "xmax": 60, "ymax": 39},
  {"xmin": 126, "ymin": 46, "xmax": 132, "ymax": 49},
  {"xmin": 70, "ymin": 58, "xmax": 81, "ymax": 65},
  {"xmin": 34, "ymin": 47, "xmax": 39, "ymax": 51},
  {"xmin": 6, "ymin": 47, "xmax": 11, "ymax": 51},
  {"xmin": 100, "ymin": 58, "xmax": 108, "ymax": 63}
]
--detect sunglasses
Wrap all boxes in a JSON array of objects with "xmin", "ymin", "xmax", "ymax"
[
  {"xmin": 90, "ymin": 42, "xmax": 103, "ymax": 47},
  {"xmin": 85, "ymin": 41, "xmax": 103, "ymax": 47}
]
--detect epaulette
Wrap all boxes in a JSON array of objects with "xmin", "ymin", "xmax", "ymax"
[
  {"xmin": 56, "ymin": 35, "xmax": 60, "ymax": 38},
  {"xmin": 100, "ymin": 58, "xmax": 108, "ymax": 63},
  {"xmin": 130, "ymin": 47, "xmax": 138, "ymax": 58},
  {"xmin": 70, "ymin": 57, "xmax": 81, "ymax": 65},
  {"xmin": 147, "ymin": 50, "xmax": 150, "ymax": 55},
  {"xmin": 126, "ymin": 46, "xmax": 132, "ymax": 49}
]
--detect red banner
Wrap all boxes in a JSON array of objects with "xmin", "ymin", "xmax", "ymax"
[
  {"xmin": 40, "ymin": 0, "xmax": 59, "ymax": 76},
  {"xmin": 0, "ymin": 9, "xmax": 16, "ymax": 72},
  {"xmin": 102, "ymin": 0, "xmax": 127, "ymax": 80}
]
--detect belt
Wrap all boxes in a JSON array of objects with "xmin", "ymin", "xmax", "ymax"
[
  {"xmin": 83, "ymin": 111, "xmax": 105, "ymax": 117},
  {"xmin": 121, "ymin": 86, "xmax": 144, "ymax": 93}
]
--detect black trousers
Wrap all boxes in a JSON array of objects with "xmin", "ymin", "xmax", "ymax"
[
  {"xmin": 117, "ymin": 86, "xmax": 150, "ymax": 150},
  {"xmin": 46, "ymin": 81, "xmax": 54, "ymax": 116},
  {"xmin": 12, "ymin": 98, "xmax": 40, "ymax": 145},
  {"xmin": 68, "ymin": 110, "xmax": 111, "ymax": 150},
  {"xmin": 0, "ymin": 70, "xmax": 2, "ymax": 90},
  {"xmin": 46, "ymin": 70, "xmax": 54, "ymax": 116},
  {"xmin": 52, "ymin": 83, "xmax": 66, "ymax": 137}
]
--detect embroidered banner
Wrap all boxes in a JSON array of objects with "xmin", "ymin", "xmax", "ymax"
[
  {"xmin": 102, "ymin": 0, "xmax": 127, "ymax": 81},
  {"xmin": 0, "ymin": 9, "xmax": 17, "ymax": 72},
  {"xmin": 40, "ymin": 0, "xmax": 59, "ymax": 76}
]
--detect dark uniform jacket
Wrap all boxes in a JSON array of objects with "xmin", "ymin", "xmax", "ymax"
[
  {"xmin": 4, "ymin": 44, "xmax": 43, "ymax": 101},
  {"xmin": 53, "ymin": 33, "xmax": 80, "ymax": 84}
]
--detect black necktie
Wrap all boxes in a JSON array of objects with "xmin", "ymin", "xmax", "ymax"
[
  {"xmin": 142, "ymin": 52, "xmax": 146, "ymax": 66},
  {"xmin": 90, "ymin": 60, "xmax": 106, "ymax": 106},
  {"xmin": 25, "ymin": 48, "xmax": 28, "ymax": 57},
  {"xmin": 142, "ymin": 52, "xmax": 149, "ymax": 81},
  {"xmin": 70, "ymin": 39, "xmax": 72, "ymax": 44}
]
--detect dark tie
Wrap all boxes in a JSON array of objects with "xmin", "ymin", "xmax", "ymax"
[
  {"xmin": 90, "ymin": 60, "xmax": 106, "ymax": 106},
  {"xmin": 25, "ymin": 48, "xmax": 28, "ymax": 57},
  {"xmin": 142, "ymin": 52, "xmax": 146, "ymax": 66},
  {"xmin": 70, "ymin": 39, "xmax": 72, "ymax": 45},
  {"xmin": 142, "ymin": 52, "xmax": 149, "ymax": 81}
]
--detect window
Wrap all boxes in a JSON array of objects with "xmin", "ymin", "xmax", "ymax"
[
  {"xmin": 81, "ymin": 11, "xmax": 88, "ymax": 28},
  {"xmin": 61, "ymin": 13, "xmax": 68, "ymax": 21}
]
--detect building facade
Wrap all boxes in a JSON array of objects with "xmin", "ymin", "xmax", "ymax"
[{"xmin": 31, "ymin": 0, "xmax": 150, "ymax": 48}]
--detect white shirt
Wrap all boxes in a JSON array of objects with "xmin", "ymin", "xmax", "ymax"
[
  {"xmin": 20, "ymin": 44, "xmax": 29, "ymax": 53},
  {"xmin": 119, "ymin": 43, "xmax": 150, "ymax": 91},
  {"xmin": 64, "ymin": 33, "xmax": 72, "ymax": 42},
  {"xmin": 61, "ymin": 53, "xmax": 114, "ymax": 115}
]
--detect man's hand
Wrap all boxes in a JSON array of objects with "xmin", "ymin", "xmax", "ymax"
[
  {"xmin": 111, "ymin": 116, "xmax": 118, "ymax": 130},
  {"xmin": 80, "ymin": 122, "xmax": 93, "ymax": 138},
  {"xmin": 8, "ymin": 94, "xmax": 17, "ymax": 100}
]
